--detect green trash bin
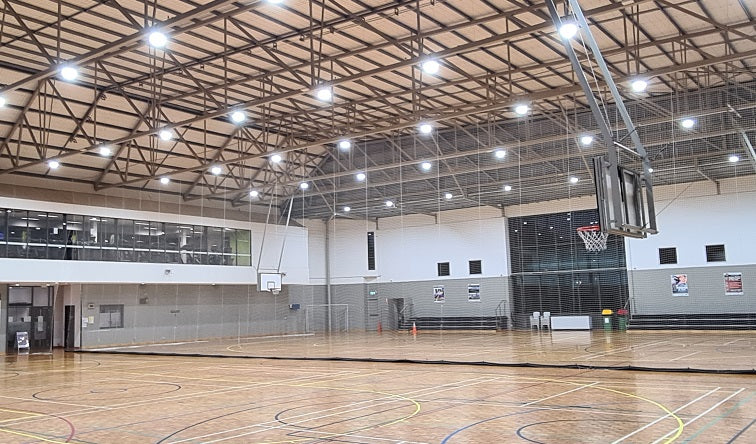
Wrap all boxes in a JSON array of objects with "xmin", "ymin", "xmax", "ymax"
[
  {"xmin": 617, "ymin": 308, "xmax": 628, "ymax": 331},
  {"xmin": 601, "ymin": 309, "xmax": 613, "ymax": 332}
]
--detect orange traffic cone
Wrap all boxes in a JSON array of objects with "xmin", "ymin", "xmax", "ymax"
[
  {"xmin": 377, "ymin": 321, "xmax": 382, "ymax": 334},
  {"xmin": 411, "ymin": 322, "xmax": 417, "ymax": 336}
]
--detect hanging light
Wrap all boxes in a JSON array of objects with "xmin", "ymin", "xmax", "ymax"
[
  {"xmin": 48, "ymin": 160, "xmax": 60, "ymax": 169},
  {"xmin": 299, "ymin": 182, "xmax": 310, "ymax": 190},
  {"xmin": 160, "ymin": 177, "xmax": 170, "ymax": 184},
  {"xmin": 148, "ymin": 31, "xmax": 168, "ymax": 48},
  {"xmin": 210, "ymin": 165, "xmax": 222, "ymax": 175},
  {"xmin": 230, "ymin": 110, "xmax": 246, "ymax": 123},
  {"xmin": 421, "ymin": 59, "xmax": 440, "ymax": 75},
  {"xmin": 270, "ymin": 154, "xmax": 282, "ymax": 163},
  {"xmin": 514, "ymin": 104, "xmax": 529, "ymax": 115},
  {"xmin": 494, "ymin": 149, "xmax": 506, "ymax": 159},
  {"xmin": 338, "ymin": 140, "xmax": 352, "ymax": 151},
  {"xmin": 419, "ymin": 122, "xmax": 434, "ymax": 134},
  {"xmin": 356, "ymin": 172, "xmax": 366, "ymax": 181},
  {"xmin": 60, "ymin": 66, "xmax": 78, "ymax": 81},
  {"xmin": 250, "ymin": 190, "xmax": 259, "ymax": 197},
  {"xmin": 631, "ymin": 79, "xmax": 648, "ymax": 93},
  {"xmin": 580, "ymin": 135, "xmax": 594, "ymax": 146},
  {"xmin": 159, "ymin": 129, "xmax": 173, "ymax": 141},
  {"xmin": 316, "ymin": 87, "xmax": 332, "ymax": 101},
  {"xmin": 558, "ymin": 21, "xmax": 578, "ymax": 39}
]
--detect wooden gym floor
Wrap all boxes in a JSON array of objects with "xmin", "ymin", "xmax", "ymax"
[
  {"xmin": 85, "ymin": 330, "xmax": 756, "ymax": 372},
  {"xmin": 0, "ymin": 347, "xmax": 755, "ymax": 443}
]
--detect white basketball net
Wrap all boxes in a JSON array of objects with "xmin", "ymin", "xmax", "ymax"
[{"xmin": 577, "ymin": 228, "xmax": 609, "ymax": 252}]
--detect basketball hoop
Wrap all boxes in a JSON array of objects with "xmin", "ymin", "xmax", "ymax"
[{"xmin": 577, "ymin": 225, "xmax": 609, "ymax": 252}]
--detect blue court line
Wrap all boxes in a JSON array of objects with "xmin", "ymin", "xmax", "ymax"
[
  {"xmin": 682, "ymin": 391, "xmax": 755, "ymax": 443},
  {"xmin": 727, "ymin": 418, "xmax": 755, "ymax": 443}
]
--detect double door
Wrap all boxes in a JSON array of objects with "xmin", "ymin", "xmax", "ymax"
[{"xmin": 6, "ymin": 286, "xmax": 53, "ymax": 354}]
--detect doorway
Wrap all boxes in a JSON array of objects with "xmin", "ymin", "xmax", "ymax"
[
  {"xmin": 64, "ymin": 305, "xmax": 76, "ymax": 349},
  {"xmin": 6, "ymin": 286, "xmax": 53, "ymax": 354}
]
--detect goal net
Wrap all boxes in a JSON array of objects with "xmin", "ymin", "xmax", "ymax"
[{"xmin": 306, "ymin": 304, "xmax": 349, "ymax": 333}]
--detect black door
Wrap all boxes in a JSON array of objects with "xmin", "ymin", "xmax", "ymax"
[{"xmin": 64, "ymin": 305, "xmax": 76, "ymax": 349}]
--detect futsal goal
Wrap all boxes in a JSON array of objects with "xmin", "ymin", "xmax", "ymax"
[{"xmin": 305, "ymin": 304, "xmax": 349, "ymax": 333}]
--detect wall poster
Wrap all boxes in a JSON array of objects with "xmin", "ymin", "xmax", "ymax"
[
  {"xmin": 671, "ymin": 274, "xmax": 689, "ymax": 296},
  {"xmin": 724, "ymin": 272, "xmax": 744, "ymax": 296},
  {"xmin": 433, "ymin": 286, "xmax": 445, "ymax": 303},
  {"xmin": 468, "ymin": 284, "xmax": 481, "ymax": 302}
]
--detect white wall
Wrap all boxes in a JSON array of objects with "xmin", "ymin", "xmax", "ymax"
[
  {"xmin": 626, "ymin": 185, "xmax": 756, "ymax": 270},
  {"xmin": 322, "ymin": 208, "xmax": 509, "ymax": 284}
]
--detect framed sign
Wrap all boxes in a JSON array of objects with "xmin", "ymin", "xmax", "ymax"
[{"xmin": 724, "ymin": 272, "xmax": 743, "ymax": 296}]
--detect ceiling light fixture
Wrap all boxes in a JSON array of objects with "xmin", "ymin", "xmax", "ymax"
[
  {"xmin": 356, "ymin": 172, "xmax": 366, "ymax": 181},
  {"xmin": 0, "ymin": 96, "xmax": 5, "ymax": 107},
  {"xmin": 729, "ymin": 155, "xmax": 740, "ymax": 163},
  {"xmin": 514, "ymin": 104, "xmax": 529, "ymax": 116},
  {"xmin": 569, "ymin": 176, "xmax": 580, "ymax": 184},
  {"xmin": 681, "ymin": 118, "xmax": 696, "ymax": 129},
  {"xmin": 300, "ymin": 182, "xmax": 309, "ymax": 190},
  {"xmin": 419, "ymin": 122, "xmax": 433, "ymax": 134},
  {"xmin": 230, "ymin": 110, "xmax": 246, "ymax": 123},
  {"xmin": 316, "ymin": 87, "xmax": 332, "ymax": 101},
  {"xmin": 160, "ymin": 177, "xmax": 170, "ymax": 184},
  {"xmin": 343, "ymin": 206, "xmax": 351, "ymax": 212},
  {"xmin": 385, "ymin": 200, "xmax": 394, "ymax": 207},
  {"xmin": 338, "ymin": 140, "xmax": 352, "ymax": 150},
  {"xmin": 421, "ymin": 59, "xmax": 440, "ymax": 75},
  {"xmin": 99, "ymin": 145, "xmax": 112, "ymax": 156},
  {"xmin": 48, "ymin": 160, "xmax": 60, "ymax": 169},
  {"xmin": 270, "ymin": 154, "xmax": 282, "ymax": 163},
  {"xmin": 159, "ymin": 129, "xmax": 173, "ymax": 141},
  {"xmin": 148, "ymin": 31, "xmax": 167, "ymax": 48},
  {"xmin": 558, "ymin": 21, "xmax": 578, "ymax": 39},
  {"xmin": 444, "ymin": 192, "xmax": 453, "ymax": 200},
  {"xmin": 631, "ymin": 79, "xmax": 648, "ymax": 93},
  {"xmin": 503, "ymin": 185, "xmax": 513, "ymax": 192},
  {"xmin": 60, "ymin": 66, "xmax": 78, "ymax": 81},
  {"xmin": 580, "ymin": 135, "xmax": 594, "ymax": 146},
  {"xmin": 250, "ymin": 190, "xmax": 259, "ymax": 197},
  {"xmin": 494, "ymin": 149, "xmax": 506, "ymax": 159},
  {"xmin": 420, "ymin": 161, "xmax": 432, "ymax": 171},
  {"xmin": 210, "ymin": 165, "xmax": 222, "ymax": 175}
]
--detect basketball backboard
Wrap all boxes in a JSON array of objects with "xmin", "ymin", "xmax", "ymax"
[
  {"xmin": 593, "ymin": 151, "xmax": 657, "ymax": 238},
  {"xmin": 257, "ymin": 272, "xmax": 282, "ymax": 294}
]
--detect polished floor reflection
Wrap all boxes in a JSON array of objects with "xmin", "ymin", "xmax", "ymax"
[
  {"xmin": 87, "ymin": 330, "xmax": 756, "ymax": 372},
  {"xmin": 1, "ymin": 350, "xmax": 754, "ymax": 443}
]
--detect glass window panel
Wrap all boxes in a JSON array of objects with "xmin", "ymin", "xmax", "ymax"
[
  {"xmin": 82, "ymin": 216, "xmax": 102, "ymax": 261},
  {"xmin": 222, "ymin": 228, "xmax": 236, "ymax": 266},
  {"xmin": 27, "ymin": 211, "xmax": 48, "ymax": 259},
  {"xmin": 193, "ymin": 225, "xmax": 207, "ymax": 264},
  {"xmin": 118, "ymin": 219, "xmax": 135, "ymax": 262},
  {"xmin": 64, "ymin": 214, "xmax": 84, "ymax": 260},
  {"xmin": 0, "ymin": 208, "xmax": 6, "ymax": 257},
  {"xmin": 134, "ymin": 220, "xmax": 150, "ymax": 262},
  {"xmin": 236, "ymin": 230, "xmax": 251, "ymax": 266},
  {"xmin": 164, "ymin": 223, "xmax": 181, "ymax": 263},
  {"xmin": 7, "ymin": 209, "xmax": 29, "ymax": 258},
  {"xmin": 100, "ymin": 218, "xmax": 117, "ymax": 261},
  {"xmin": 149, "ymin": 221, "xmax": 166, "ymax": 263},
  {"xmin": 207, "ymin": 226, "xmax": 223, "ymax": 265},
  {"xmin": 176, "ymin": 224, "xmax": 194, "ymax": 264}
]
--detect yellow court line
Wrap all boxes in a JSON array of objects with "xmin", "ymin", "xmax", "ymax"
[
  {"xmin": 0, "ymin": 427, "xmax": 72, "ymax": 444},
  {"xmin": 0, "ymin": 407, "xmax": 42, "ymax": 417},
  {"xmin": 514, "ymin": 375, "xmax": 684, "ymax": 444}
]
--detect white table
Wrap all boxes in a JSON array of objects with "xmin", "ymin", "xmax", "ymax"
[{"xmin": 550, "ymin": 315, "xmax": 591, "ymax": 330}]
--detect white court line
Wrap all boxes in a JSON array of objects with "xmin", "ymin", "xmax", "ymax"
[
  {"xmin": 670, "ymin": 351, "xmax": 701, "ymax": 362},
  {"xmin": 579, "ymin": 339, "xmax": 674, "ymax": 361},
  {"xmin": 651, "ymin": 388, "xmax": 746, "ymax": 444},
  {"xmin": 169, "ymin": 376, "xmax": 498, "ymax": 443},
  {"xmin": 723, "ymin": 338, "xmax": 743, "ymax": 346},
  {"xmin": 90, "ymin": 340, "xmax": 208, "ymax": 351},
  {"xmin": 611, "ymin": 387, "xmax": 720, "ymax": 444},
  {"xmin": 521, "ymin": 382, "xmax": 599, "ymax": 407}
]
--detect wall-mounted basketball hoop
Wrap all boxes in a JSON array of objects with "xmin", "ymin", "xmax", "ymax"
[{"xmin": 577, "ymin": 225, "xmax": 609, "ymax": 252}]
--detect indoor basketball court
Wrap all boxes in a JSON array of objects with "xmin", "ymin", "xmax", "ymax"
[{"xmin": 0, "ymin": 0, "xmax": 754, "ymax": 442}]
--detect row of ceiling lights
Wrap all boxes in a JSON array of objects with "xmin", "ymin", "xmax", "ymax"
[{"xmin": 0, "ymin": 7, "xmax": 743, "ymax": 195}]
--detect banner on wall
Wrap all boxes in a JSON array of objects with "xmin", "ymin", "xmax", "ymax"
[
  {"xmin": 671, "ymin": 274, "xmax": 689, "ymax": 296},
  {"xmin": 724, "ymin": 272, "xmax": 744, "ymax": 296},
  {"xmin": 468, "ymin": 284, "xmax": 481, "ymax": 302},
  {"xmin": 433, "ymin": 286, "xmax": 445, "ymax": 303}
]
